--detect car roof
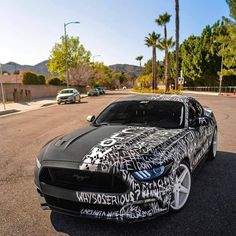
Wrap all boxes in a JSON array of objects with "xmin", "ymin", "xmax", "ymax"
[
  {"xmin": 114, "ymin": 94, "xmax": 191, "ymax": 103},
  {"xmin": 60, "ymin": 88, "xmax": 76, "ymax": 91}
]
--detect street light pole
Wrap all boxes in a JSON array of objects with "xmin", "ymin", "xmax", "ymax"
[
  {"xmin": 92, "ymin": 55, "xmax": 101, "ymax": 63},
  {"xmin": 219, "ymin": 43, "xmax": 225, "ymax": 95},
  {"xmin": 64, "ymin": 21, "xmax": 80, "ymax": 88},
  {"xmin": 14, "ymin": 63, "xmax": 17, "ymax": 83},
  {"xmin": 0, "ymin": 64, "xmax": 6, "ymax": 110}
]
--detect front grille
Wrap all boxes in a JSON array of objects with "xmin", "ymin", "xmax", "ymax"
[
  {"xmin": 60, "ymin": 96, "xmax": 69, "ymax": 100},
  {"xmin": 45, "ymin": 195, "xmax": 122, "ymax": 213},
  {"xmin": 39, "ymin": 167, "xmax": 128, "ymax": 193}
]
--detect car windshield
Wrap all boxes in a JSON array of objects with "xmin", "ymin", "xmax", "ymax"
[
  {"xmin": 95, "ymin": 101, "xmax": 185, "ymax": 129},
  {"xmin": 60, "ymin": 90, "xmax": 74, "ymax": 94}
]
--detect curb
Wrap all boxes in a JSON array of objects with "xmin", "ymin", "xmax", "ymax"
[
  {"xmin": 41, "ymin": 102, "xmax": 57, "ymax": 107},
  {"xmin": 0, "ymin": 102, "xmax": 57, "ymax": 118},
  {"xmin": 0, "ymin": 95, "xmax": 88, "ymax": 118},
  {"xmin": 0, "ymin": 109, "xmax": 20, "ymax": 116},
  {"xmin": 183, "ymin": 91, "xmax": 219, "ymax": 96},
  {"xmin": 183, "ymin": 91, "xmax": 236, "ymax": 97}
]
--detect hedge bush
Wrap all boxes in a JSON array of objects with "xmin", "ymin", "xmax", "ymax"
[
  {"xmin": 46, "ymin": 77, "xmax": 62, "ymax": 85},
  {"xmin": 38, "ymin": 74, "xmax": 46, "ymax": 84},
  {"xmin": 22, "ymin": 72, "xmax": 45, "ymax": 84}
]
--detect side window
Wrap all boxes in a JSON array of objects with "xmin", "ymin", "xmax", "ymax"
[
  {"xmin": 188, "ymin": 100, "xmax": 203, "ymax": 125},
  {"xmin": 189, "ymin": 101, "xmax": 196, "ymax": 125},
  {"xmin": 194, "ymin": 101, "xmax": 203, "ymax": 117}
]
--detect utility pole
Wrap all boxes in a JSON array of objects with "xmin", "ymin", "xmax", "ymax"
[
  {"xmin": 64, "ymin": 21, "xmax": 80, "ymax": 88},
  {"xmin": 0, "ymin": 64, "xmax": 6, "ymax": 110},
  {"xmin": 219, "ymin": 43, "xmax": 225, "ymax": 95}
]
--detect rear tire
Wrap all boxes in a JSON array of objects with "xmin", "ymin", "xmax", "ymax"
[
  {"xmin": 170, "ymin": 162, "xmax": 191, "ymax": 212},
  {"xmin": 208, "ymin": 129, "xmax": 217, "ymax": 160}
]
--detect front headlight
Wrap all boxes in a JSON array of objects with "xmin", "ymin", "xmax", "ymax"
[
  {"xmin": 36, "ymin": 158, "xmax": 41, "ymax": 169},
  {"xmin": 132, "ymin": 163, "xmax": 172, "ymax": 181}
]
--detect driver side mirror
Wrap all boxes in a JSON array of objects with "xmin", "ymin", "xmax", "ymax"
[{"xmin": 86, "ymin": 115, "xmax": 95, "ymax": 122}]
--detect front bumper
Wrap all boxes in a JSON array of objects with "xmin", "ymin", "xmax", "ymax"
[
  {"xmin": 57, "ymin": 96, "xmax": 74, "ymax": 103},
  {"xmin": 35, "ymin": 161, "xmax": 173, "ymax": 222}
]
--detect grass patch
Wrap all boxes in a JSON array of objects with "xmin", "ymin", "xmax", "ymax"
[{"xmin": 132, "ymin": 88, "xmax": 183, "ymax": 95}]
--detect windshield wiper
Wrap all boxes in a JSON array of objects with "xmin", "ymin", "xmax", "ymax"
[
  {"xmin": 99, "ymin": 122, "xmax": 110, "ymax": 126},
  {"xmin": 92, "ymin": 122, "xmax": 110, "ymax": 127}
]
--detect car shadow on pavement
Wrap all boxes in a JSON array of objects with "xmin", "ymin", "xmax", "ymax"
[
  {"xmin": 50, "ymin": 151, "xmax": 236, "ymax": 236},
  {"xmin": 59, "ymin": 101, "xmax": 88, "ymax": 105}
]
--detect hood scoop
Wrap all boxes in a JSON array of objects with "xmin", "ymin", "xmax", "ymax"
[{"xmin": 55, "ymin": 127, "xmax": 97, "ymax": 149}]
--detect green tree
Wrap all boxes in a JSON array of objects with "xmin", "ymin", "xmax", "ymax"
[
  {"xmin": 111, "ymin": 73, "xmax": 121, "ymax": 89},
  {"xmin": 48, "ymin": 36, "xmax": 91, "ymax": 79},
  {"xmin": 37, "ymin": 74, "xmax": 46, "ymax": 84},
  {"xmin": 169, "ymin": 50, "xmax": 182, "ymax": 87},
  {"xmin": 158, "ymin": 37, "xmax": 175, "ymax": 91},
  {"xmin": 181, "ymin": 36, "xmax": 203, "ymax": 85},
  {"xmin": 226, "ymin": 0, "xmax": 236, "ymax": 19},
  {"xmin": 135, "ymin": 56, "xmax": 143, "ymax": 68},
  {"xmin": 142, "ymin": 59, "xmax": 164, "ymax": 82},
  {"xmin": 110, "ymin": 72, "xmax": 130, "ymax": 88},
  {"xmin": 145, "ymin": 32, "xmax": 161, "ymax": 89},
  {"xmin": 156, "ymin": 12, "xmax": 172, "ymax": 91},
  {"xmin": 46, "ymin": 77, "xmax": 63, "ymax": 85},
  {"xmin": 13, "ymin": 70, "xmax": 20, "ymax": 75},
  {"xmin": 136, "ymin": 74, "xmax": 152, "ymax": 88},
  {"xmin": 180, "ymin": 22, "xmax": 226, "ymax": 86},
  {"xmin": 213, "ymin": 1, "xmax": 236, "ymax": 81},
  {"xmin": 23, "ymin": 71, "xmax": 39, "ymax": 84},
  {"xmin": 91, "ymin": 62, "xmax": 112, "ymax": 87}
]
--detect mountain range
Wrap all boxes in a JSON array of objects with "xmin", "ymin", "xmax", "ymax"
[{"xmin": 1, "ymin": 61, "xmax": 141, "ymax": 78}]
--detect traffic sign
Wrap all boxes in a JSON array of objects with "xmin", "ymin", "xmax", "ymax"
[{"xmin": 178, "ymin": 77, "xmax": 184, "ymax": 85}]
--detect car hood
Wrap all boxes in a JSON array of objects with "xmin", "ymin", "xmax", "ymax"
[
  {"xmin": 41, "ymin": 125, "xmax": 186, "ymax": 171},
  {"xmin": 57, "ymin": 93, "xmax": 73, "ymax": 98}
]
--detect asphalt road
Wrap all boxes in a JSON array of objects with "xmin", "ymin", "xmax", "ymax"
[{"xmin": 0, "ymin": 92, "xmax": 235, "ymax": 236}]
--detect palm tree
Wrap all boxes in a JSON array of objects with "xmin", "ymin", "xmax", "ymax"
[
  {"xmin": 175, "ymin": 0, "xmax": 180, "ymax": 90},
  {"xmin": 158, "ymin": 37, "xmax": 175, "ymax": 91},
  {"xmin": 145, "ymin": 32, "xmax": 161, "ymax": 90},
  {"xmin": 156, "ymin": 12, "xmax": 172, "ymax": 91},
  {"xmin": 136, "ymin": 56, "xmax": 143, "ymax": 68}
]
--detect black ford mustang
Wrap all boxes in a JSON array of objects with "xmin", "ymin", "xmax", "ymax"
[{"xmin": 34, "ymin": 95, "xmax": 217, "ymax": 222}]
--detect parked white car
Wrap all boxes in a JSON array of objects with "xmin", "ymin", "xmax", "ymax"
[{"xmin": 56, "ymin": 88, "xmax": 81, "ymax": 104}]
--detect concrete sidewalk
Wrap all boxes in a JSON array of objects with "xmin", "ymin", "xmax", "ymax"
[
  {"xmin": 0, "ymin": 97, "xmax": 57, "ymax": 116},
  {"xmin": 0, "ymin": 95, "xmax": 87, "ymax": 116},
  {"xmin": 184, "ymin": 90, "xmax": 236, "ymax": 97}
]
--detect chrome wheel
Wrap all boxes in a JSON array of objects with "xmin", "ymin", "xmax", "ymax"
[
  {"xmin": 212, "ymin": 130, "xmax": 217, "ymax": 157},
  {"xmin": 208, "ymin": 129, "xmax": 217, "ymax": 160},
  {"xmin": 170, "ymin": 163, "xmax": 191, "ymax": 211}
]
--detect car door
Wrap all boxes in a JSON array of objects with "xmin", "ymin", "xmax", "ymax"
[
  {"xmin": 74, "ymin": 89, "xmax": 79, "ymax": 101},
  {"xmin": 188, "ymin": 99, "xmax": 208, "ymax": 168}
]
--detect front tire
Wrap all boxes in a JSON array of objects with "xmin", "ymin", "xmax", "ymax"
[
  {"xmin": 170, "ymin": 162, "xmax": 191, "ymax": 211},
  {"xmin": 208, "ymin": 129, "xmax": 217, "ymax": 160}
]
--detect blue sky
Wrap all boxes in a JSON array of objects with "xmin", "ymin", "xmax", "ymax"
[{"xmin": 0, "ymin": 0, "xmax": 229, "ymax": 66}]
